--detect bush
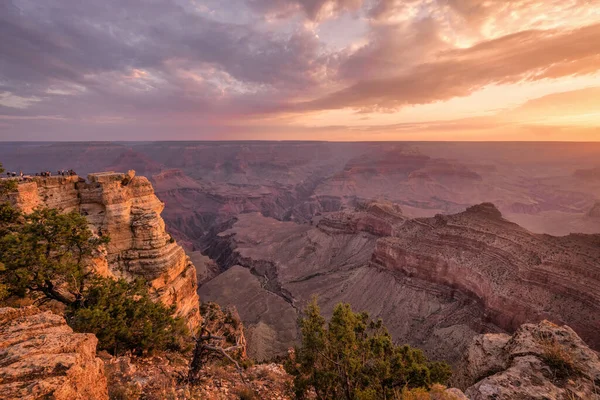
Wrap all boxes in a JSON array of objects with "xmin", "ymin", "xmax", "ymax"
[
  {"xmin": 285, "ymin": 299, "xmax": 452, "ymax": 400},
  {"xmin": 539, "ymin": 337, "xmax": 579, "ymax": 380},
  {"xmin": 67, "ymin": 277, "xmax": 190, "ymax": 355}
]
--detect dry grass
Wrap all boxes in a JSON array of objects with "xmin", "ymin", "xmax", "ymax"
[
  {"xmin": 538, "ymin": 337, "xmax": 579, "ymax": 381},
  {"xmin": 108, "ymin": 381, "xmax": 142, "ymax": 400},
  {"xmin": 396, "ymin": 384, "xmax": 459, "ymax": 400},
  {"xmin": 250, "ymin": 365, "xmax": 281, "ymax": 382},
  {"xmin": 234, "ymin": 386, "xmax": 258, "ymax": 400}
]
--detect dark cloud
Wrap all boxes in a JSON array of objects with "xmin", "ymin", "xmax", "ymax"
[{"xmin": 0, "ymin": 0, "xmax": 326, "ymax": 118}]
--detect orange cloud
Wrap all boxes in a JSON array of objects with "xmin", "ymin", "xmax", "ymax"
[{"xmin": 301, "ymin": 22, "xmax": 600, "ymax": 112}]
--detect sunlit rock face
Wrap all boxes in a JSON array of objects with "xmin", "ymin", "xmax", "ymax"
[
  {"xmin": 0, "ymin": 306, "xmax": 109, "ymax": 400},
  {"xmin": 9, "ymin": 172, "xmax": 201, "ymax": 329}
]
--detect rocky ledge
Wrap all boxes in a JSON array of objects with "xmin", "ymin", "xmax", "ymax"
[
  {"xmin": 0, "ymin": 307, "xmax": 108, "ymax": 400},
  {"xmin": 457, "ymin": 320, "xmax": 600, "ymax": 399},
  {"xmin": 7, "ymin": 171, "xmax": 201, "ymax": 329},
  {"xmin": 317, "ymin": 200, "xmax": 406, "ymax": 236}
]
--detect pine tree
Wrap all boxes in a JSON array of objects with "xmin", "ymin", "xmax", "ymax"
[{"xmin": 285, "ymin": 299, "xmax": 452, "ymax": 400}]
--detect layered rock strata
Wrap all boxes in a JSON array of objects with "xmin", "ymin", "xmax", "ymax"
[
  {"xmin": 8, "ymin": 172, "xmax": 200, "ymax": 329},
  {"xmin": 371, "ymin": 203, "xmax": 600, "ymax": 350},
  {"xmin": 200, "ymin": 201, "xmax": 600, "ymax": 362},
  {"xmin": 0, "ymin": 307, "xmax": 108, "ymax": 400},
  {"xmin": 200, "ymin": 203, "xmax": 501, "ymax": 362}
]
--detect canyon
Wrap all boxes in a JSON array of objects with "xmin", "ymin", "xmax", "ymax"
[
  {"xmin": 3, "ymin": 142, "xmax": 600, "ymax": 245},
  {"xmin": 2, "ymin": 142, "xmax": 600, "ymax": 398},
  {"xmin": 200, "ymin": 201, "xmax": 600, "ymax": 363}
]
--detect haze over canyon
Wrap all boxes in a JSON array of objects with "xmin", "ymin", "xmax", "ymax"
[{"xmin": 2, "ymin": 141, "xmax": 600, "ymax": 368}]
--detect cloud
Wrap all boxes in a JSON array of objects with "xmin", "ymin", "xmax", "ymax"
[
  {"xmin": 0, "ymin": 92, "xmax": 41, "ymax": 109},
  {"xmin": 302, "ymin": 22, "xmax": 600, "ymax": 111},
  {"xmin": 0, "ymin": 0, "xmax": 332, "ymax": 122},
  {"xmin": 0, "ymin": 0, "xmax": 599, "ymax": 140},
  {"xmin": 247, "ymin": 0, "xmax": 364, "ymax": 21}
]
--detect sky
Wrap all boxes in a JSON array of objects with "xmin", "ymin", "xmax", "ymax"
[{"xmin": 0, "ymin": 0, "xmax": 599, "ymax": 141}]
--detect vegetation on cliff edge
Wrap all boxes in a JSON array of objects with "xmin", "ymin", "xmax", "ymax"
[
  {"xmin": 0, "ymin": 171, "xmax": 189, "ymax": 355},
  {"xmin": 285, "ymin": 299, "xmax": 452, "ymax": 400},
  {"xmin": 68, "ymin": 277, "xmax": 190, "ymax": 355}
]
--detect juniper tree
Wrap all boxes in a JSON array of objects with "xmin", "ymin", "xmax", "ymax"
[
  {"xmin": 285, "ymin": 299, "xmax": 452, "ymax": 400},
  {"xmin": 0, "ymin": 208, "xmax": 107, "ymax": 304},
  {"xmin": 67, "ymin": 277, "xmax": 190, "ymax": 355}
]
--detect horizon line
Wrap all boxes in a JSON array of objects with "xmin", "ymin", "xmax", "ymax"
[{"xmin": 2, "ymin": 140, "xmax": 600, "ymax": 144}]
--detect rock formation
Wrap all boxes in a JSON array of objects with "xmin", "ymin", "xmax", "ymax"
[
  {"xmin": 372, "ymin": 203, "xmax": 600, "ymax": 349},
  {"xmin": 8, "ymin": 172, "xmax": 200, "ymax": 329},
  {"xmin": 458, "ymin": 320, "xmax": 600, "ymax": 399},
  {"xmin": 0, "ymin": 307, "xmax": 108, "ymax": 400},
  {"xmin": 200, "ymin": 202, "xmax": 600, "ymax": 363}
]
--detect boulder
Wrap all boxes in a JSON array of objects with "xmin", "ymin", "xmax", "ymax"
[
  {"xmin": 0, "ymin": 307, "xmax": 108, "ymax": 400},
  {"xmin": 462, "ymin": 320, "xmax": 600, "ymax": 399}
]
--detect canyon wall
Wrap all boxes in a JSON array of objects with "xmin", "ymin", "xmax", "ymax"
[
  {"xmin": 371, "ymin": 203, "xmax": 600, "ymax": 350},
  {"xmin": 8, "ymin": 172, "xmax": 200, "ymax": 329},
  {"xmin": 200, "ymin": 201, "xmax": 600, "ymax": 363}
]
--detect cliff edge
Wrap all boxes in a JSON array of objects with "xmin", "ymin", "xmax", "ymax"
[{"xmin": 8, "ymin": 171, "xmax": 200, "ymax": 329}]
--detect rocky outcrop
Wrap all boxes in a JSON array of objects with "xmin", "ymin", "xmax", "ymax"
[
  {"xmin": 458, "ymin": 320, "xmax": 600, "ymax": 399},
  {"xmin": 317, "ymin": 200, "xmax": 406, "ymax": 236},
  {"xmin": 371, "ymin": 203, "xmax": 600, "ymax": 350},
  {"xmin": 0, "ymin": 307, "xmax": 108, "ymax": 400},
  {"xmin": 8, "ymin": 172, "xmax": 201, "ymax": 329}
]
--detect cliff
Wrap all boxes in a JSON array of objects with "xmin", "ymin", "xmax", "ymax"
[
  {"xmin": 588, "ymin": 201, "xmax": 600, "ymax": 218},
  {"xmin": 0, "ymin": 307, "xmax": 108, "ymax": 400},
  {"xmin": 371, "ymin": 203, "xmax": 600, "ymax": 350},
  {"xmin": 8, "ymin": 172, "xmax": 200, "ymax": 329}
]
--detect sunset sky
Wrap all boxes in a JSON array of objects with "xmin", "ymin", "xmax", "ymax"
[{"xmin": 1, "ymin": 0, "xmax": 599, "ymax": 141}]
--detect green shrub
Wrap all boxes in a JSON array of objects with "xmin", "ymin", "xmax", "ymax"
[
  {"xmin": 285, "ymin": 299, "xmax": 452, "ymax": 400},
  {"xmin": 0, "ymin": 207, "xmax": 107, "ymax": 304},
  {"xmin": 67, "ymin": 277, "xmax": 190, "ymax": 355}
]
